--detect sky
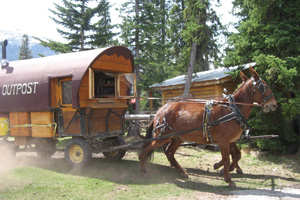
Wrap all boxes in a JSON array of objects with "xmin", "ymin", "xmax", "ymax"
[{"xmin": 0, "ymin": 0, "xmax": 236, "ymax": 42}]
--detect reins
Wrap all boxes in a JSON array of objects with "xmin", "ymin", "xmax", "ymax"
[{"xmin": 110, "ymin": 96, "xmax": 263, "ymax": 107}]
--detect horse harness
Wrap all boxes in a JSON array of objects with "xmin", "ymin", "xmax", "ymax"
[
  {"xmin": 151, "ymin": 78, "xmax": 274, "ymax": 144},
  {"xmin": 203, "ymin": 95, "xmax": 248, "ymax": 143}
]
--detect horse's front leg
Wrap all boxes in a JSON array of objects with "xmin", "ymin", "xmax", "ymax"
[
  {"xmin": 229, "ymin": 142, "xmax": 243, "ymax": 174},
  {"xmin": 219, "ymin": 142, "xmax": 236, "ymax": 188},
  {"xmin": 164, "ymin": 137, "xmax": 188, "ymax": 178},
  {"xmin": 218, "ymin": 143, "xmax": 244, "ymax": 175}
]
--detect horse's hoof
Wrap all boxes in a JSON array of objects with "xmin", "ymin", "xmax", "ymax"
[
  {"xmin": 214, "ymin": 163, "xmax": 220, "ymax": 170},
  {"xmin": 180, "ymin": 173, "xmax": 189, "ymax": 179},
  {"xmin": 229, "ymin": 182, "xmax": 237, "ymax": 188},
  {"xmin": 178, "ymin": 170, "xmax": 189, "ymax": 179},
  {"xmin": 219, "ymin": 169, "xmax": 224, "ymax": 176},
  {"xmin": 236, "ymin": 169, "xmax": 244, "ymax": 174}
]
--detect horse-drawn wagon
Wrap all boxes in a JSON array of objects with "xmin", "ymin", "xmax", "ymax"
[
  {"xmin": 0, "ymin": 45, "xmax": 136, "ymax": 167},
  {"xmin": 0, "ymin": 41, "xmax": 278, "ymax": 187}
]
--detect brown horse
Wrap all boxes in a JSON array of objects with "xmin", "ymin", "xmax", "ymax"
[{"xmin": 139, "ymin": 67, "xmax": 277, "ymax": 187}]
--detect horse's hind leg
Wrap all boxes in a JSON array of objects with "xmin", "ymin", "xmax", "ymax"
[
  {"xmin": 219, "ymin": 142, "xmax": 236, "ymax": 187},
  {"xmin": 139, "ymin": 138, "xmax": 170, "ymax": 175},
  {"xmin": 164, "ymin": 137, "xmax": 188, "ymax": 178}
]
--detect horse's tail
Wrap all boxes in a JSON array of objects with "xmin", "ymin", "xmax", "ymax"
[
  {"xmin": 141, "ymin": 120, "xmax": 154, "ymax": 162},
  {"xmin": 145, "ymin": 120, "xmax": 154, "ymax": 141}
]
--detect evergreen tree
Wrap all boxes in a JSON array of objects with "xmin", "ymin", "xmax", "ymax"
[
  {"xmin": 19, "ymin": 34, "xmax": 33, "ymax": 60},
  {"xmin": 169, "ymin": 0, "xmax": 222, "ymax": 74},
  {"xmin": 90, "ymin": 0, "xmax": 117, "ymax": 47},
  {"xmin": 119, "ymin": 0, "xmax": 173, "ymax": 95},
  {"xmin": 49, "ymin": 0, "xmax": 95, "ymax": 51},
  {"xmin": 224, "ymin": 0, "xmax": 300, "ymax": 153},
  {"xmin": 39, "ymin": 0, "xmax": 115, "ymax": 52}
]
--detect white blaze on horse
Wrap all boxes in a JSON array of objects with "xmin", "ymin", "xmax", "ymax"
[{"xmin": 139, "ymin": 67, "xmax": 277, "ymax": 187}]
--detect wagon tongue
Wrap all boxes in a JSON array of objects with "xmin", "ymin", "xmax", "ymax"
[{"xmin": 0, "ymin": 39, "xmax": 9, "ymax": 68}]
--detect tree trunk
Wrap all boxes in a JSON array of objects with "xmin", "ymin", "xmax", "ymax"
[
  {"xmin": 131, "ymin": 0, "xmax": 141, "ymax": 137},
  {"xmin": 183, "ymin": 42, "xmax": 197, "ymax": 98}
]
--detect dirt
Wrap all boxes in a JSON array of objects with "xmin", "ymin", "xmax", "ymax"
[{"xmin": 1, "ymin": 150, "xmax": 300, "ymax": 200}]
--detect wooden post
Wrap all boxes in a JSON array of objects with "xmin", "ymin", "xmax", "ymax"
[{"xmin": 149, "ymin": 90, "xmax": 153, "ymax": 113}]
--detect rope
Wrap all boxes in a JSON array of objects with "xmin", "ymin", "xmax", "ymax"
[
  {"xmin": 96, "ymin": 96, "xmax": 263, "ymax": 107},
  {"xmin": 9, "ymin": 123, "xmax": 57, "ymax": 137}
]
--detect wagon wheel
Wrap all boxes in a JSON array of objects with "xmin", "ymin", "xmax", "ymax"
[
  {"xmin": 103, "ymin": 137, "xmax": 126, "ymax": 161},
  {"xmin": 65, "ymin": 138, "xmax": 92, "ymax": 168},
  {"xmin": 0, "ymin": 141, "xmax": 16, "ymax": 163},
  {"xmin": 36, "ymin": 138, "xmax": 57, "ymax": 158}
]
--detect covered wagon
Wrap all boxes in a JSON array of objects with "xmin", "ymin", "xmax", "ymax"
[{"xmin": 0, "ymin": 46, "xmax": 136, "ymax": 167}]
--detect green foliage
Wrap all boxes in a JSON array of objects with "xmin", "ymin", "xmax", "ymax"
[
  {"xmin": 34, "ymin": 37, "xmax": 72, "ymax": 54},
  {"xmin": 40, "ymin": 0, "xmax": 116, "ymax": 52},
  {"xmin": 225, "ymin": 0, "xmax": 300, "ymax": 153},
  {"xmin": 119, "ymin": 0, "xmax": 224, "ymax": 101},
  {"xmin": 119, "ymin": 0, "xmax": 173, "ymax": 91},
  {"xmin": 89, "ymin": 0, "xmax": 118, "ymax": 48},
  {"xmin": 169, "ymin": 0, "xmax": 223, "ymax": 73},
  {"xmin": 19, "ymin": 34, "xmax": 33, "ymax": 60}
]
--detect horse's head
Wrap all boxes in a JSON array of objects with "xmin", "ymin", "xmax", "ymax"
[{"xmin": 245, "ymin": 66, "xmax": 277, "ymax": 113}]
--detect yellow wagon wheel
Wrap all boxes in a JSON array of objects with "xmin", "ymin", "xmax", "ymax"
[{"xmin": 65, "ymin": 138, "xmax": 92, "ymax": 168}]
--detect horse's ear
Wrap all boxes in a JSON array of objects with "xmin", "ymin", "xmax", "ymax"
[
  {"xmin": 249, "ymin": 66, "xmax": 260, "ymax": 81},
  {"xmin": 239, "ymin": 71, "xmax": 248, "ymax": 82}
]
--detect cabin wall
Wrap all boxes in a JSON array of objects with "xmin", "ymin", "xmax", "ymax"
[
  {"xmin": 160, "ymin": 79, "xmax": 241, "ymax": 105},
  {"xmin": 161, "ymin": 85, "xmax": 217, "ymax": 105}
]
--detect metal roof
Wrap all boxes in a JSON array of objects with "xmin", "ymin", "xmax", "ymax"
[
  {"xmin": 0, "ymin": 46, "xmax": 134, "ymax": 112},
  {"xmin": 150, "ymin": 63, "xmax": 255, "ymax": 89}
]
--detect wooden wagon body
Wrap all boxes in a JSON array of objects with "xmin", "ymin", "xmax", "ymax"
[{"xmin": 0, "ymin": 46, "xmax": 136, "ymax": 166}]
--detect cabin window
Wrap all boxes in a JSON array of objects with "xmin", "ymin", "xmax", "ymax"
[
  {"xmin": 59, "ymin": 77, "xmax": 72, "ymax": 106},
  {"xmin": 89, "ymin": 69, "xmax": 136, "ymax": 99}
]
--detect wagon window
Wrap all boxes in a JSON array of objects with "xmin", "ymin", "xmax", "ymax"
[
  {"xmin": 61, "ymin": 80, "xmax": 72, "ymax": 104},
  {"xmin": 89, "ymin": 69, "xmax": 136, "ymax": 99},
  {"xmin": 117, "ymin": 73, "xmax": 136, "ymax": 97},
  {"xmin": 93, "ymin": 71, "xmax": 116, "ymax": 98},
  {"xmin": 59, "ymin": 77, "xmax": 72, "ymax": 106}
]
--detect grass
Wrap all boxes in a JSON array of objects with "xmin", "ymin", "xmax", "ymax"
[{"xmin": 0, "ymin": 146, "xmax": 299, "ymax": 199}]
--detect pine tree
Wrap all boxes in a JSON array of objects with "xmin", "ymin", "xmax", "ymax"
[
  {"xmin": 169, "ymin": 0, "xmax": 222, "ymax": 74},
  {"xmin": 179, "ymin": 0, "xmax": 222, "ymax": 96},
  {"xmin": 19, "ymin": 34, "xmax": 33, "ymax": 60},
  {"xmin": 89, "ymin": 0, "xmax": 117, "ymax": 47},
  {"xmin": 39, "ymin": 0, "xmax": 115, "ymax": 53}
]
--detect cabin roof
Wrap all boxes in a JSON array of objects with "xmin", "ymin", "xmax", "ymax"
[
  {"xmin": 150, "ymin": 63, "xmax": 255, "ymax": 90},
  {"xmin": 0, "ymin": 46, "xmax": 134, "ymax": 112}
]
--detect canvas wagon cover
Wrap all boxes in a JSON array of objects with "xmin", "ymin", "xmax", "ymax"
[{"xmin": 0, "ymin": 46, "xmax": 134, "ymax": 112}]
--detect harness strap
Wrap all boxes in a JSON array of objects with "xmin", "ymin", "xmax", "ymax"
[
  {"xmin": 209, "ymin": 112, "xmax": 237, "ymax": 126},
  {"xmin": 203, "ymin": 94, "xmax": 250, "ymax": 143},
  {"xmin": 203, "ymin": 101, "xmax": 214, "ymax": 143}
]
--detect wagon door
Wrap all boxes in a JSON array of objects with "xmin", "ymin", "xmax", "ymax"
[{"xmin": 51, "ymin": 77, "xmax": 82, "ymax": 137}]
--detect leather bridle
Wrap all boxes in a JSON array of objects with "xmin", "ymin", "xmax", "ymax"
[{"xmin": 247, "ymin": 78, "xmax": 274, "ymax": 104}]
